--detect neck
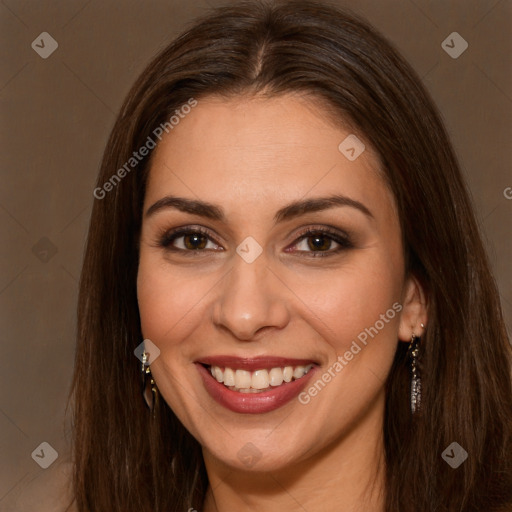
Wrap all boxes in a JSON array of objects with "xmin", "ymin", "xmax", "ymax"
[{"xmin": 201, "ymin": 394, "xmax": 387, "ymax": 512}]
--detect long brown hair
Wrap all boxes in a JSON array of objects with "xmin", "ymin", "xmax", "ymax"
[{"xmin": 69, "ymin": 1, "xmax": 512, "ymax": 510}]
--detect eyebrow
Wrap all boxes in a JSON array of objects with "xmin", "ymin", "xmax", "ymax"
[{"xmin": 145, "ymin": 194, "xmax": 374, "ymax": 223}]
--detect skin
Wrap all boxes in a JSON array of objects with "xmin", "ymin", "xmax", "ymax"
[{"xmin": 137, "ymin": 93, "xmax": 428, "ymax": 512}]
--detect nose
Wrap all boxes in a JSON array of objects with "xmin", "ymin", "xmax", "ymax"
[{"xmin": 212, "ymin": 254, "xmax": 290, "ymax": 341}]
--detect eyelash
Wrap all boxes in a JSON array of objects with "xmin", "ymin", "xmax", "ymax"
[{"xmin": 156, "ymin": 225, "xmax": 354, "ymax": 258}]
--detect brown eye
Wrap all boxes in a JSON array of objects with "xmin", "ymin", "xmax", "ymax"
[
  {"xmin": 306, "ymin": 234, "xmax": 333, "ymax": 252},
  {"xmin": 159, "ymin": 227, "xmax": 221, "ymax": 252},
  {"xmin": 290, "ymin": 228, "xmax": 354, "ymax": 257},
  {"xmin": 182, "ymin": 233, "xmax": 208, "ymax": 250}
]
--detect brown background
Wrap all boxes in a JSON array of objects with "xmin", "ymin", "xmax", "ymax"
[{"xmin": 1, "ymin": 0, "xmax": 510, "ymax": 509}]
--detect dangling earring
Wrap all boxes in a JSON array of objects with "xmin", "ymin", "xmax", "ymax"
[
  {"xmin": 141, "ymin": 349, "xmax": 158, "ymax": 414},
  {"xmin": 407, "ymin": 325, "xmax": 423, "ymax": 414}
]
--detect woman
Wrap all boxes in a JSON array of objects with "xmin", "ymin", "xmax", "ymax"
[{"xmin": 69, "ymin": 1, "xmax": 512, "ymax": 511}]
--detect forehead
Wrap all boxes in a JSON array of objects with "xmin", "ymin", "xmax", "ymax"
[{"xmin": 144, "ymin": 93, "xmax": 395, "ymax": 221}]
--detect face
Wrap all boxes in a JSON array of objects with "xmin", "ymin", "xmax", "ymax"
[{"xmin": 137, "ymin": 93, "xmax": 421, "ymax": 473}]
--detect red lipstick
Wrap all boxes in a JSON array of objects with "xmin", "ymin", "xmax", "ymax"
[{"xmin": 196, "ymin": 356, "xmax": 318, "ymax": 414}]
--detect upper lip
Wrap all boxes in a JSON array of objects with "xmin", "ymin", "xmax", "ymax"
[{"xmin": 197, "ymin": 355, "xmax": 318, "ymax": 371}]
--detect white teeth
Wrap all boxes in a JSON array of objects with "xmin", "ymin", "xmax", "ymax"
[
  {"xmin": 235, "ymin": 369, "xmax": 252, "ymax": 389},
  {"xmin": 223, "ymin": 367, "xmax": 235, "ymax": 386},
  {"xmin": 251, "ymin": 369, "xmax": 269, "ymax": 389},
  {"xmin": 208, "ymin": 363, "xmax": 314, "ymax": 392},
  {"xmin": 293, "ymin": 365, "xmax": 306, "ymax": 379},
  {"xmin": 213, "ymin": 366, "xmax": 224, "ymax": 383},
  {"xmin": 269, "ymin": 367, "xmax": 284, "ymax": 386}
]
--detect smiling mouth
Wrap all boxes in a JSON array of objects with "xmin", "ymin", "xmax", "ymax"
[
  {"xmin": 197, "ymin": 356, "xmax": 319, "ymax": 413},
  {"xmin": 205, "ymin": 364, "xmax": 314, "ymax": 393}
]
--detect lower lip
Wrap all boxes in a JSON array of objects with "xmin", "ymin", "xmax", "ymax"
[{"xmin": 196, "ymin": 364, "xmax": 317, "ymax": 414}]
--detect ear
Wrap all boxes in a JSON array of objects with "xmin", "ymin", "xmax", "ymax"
[{"xmin": 397, "ymin": 274, "xmax": 428, "ymax": 342}]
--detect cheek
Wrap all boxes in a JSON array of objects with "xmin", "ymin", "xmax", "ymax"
[
  {"xmin": 136, "ymin": 254, "xmax": 213, "ymax": 350},
  {"xmin": 286, "ymin": 253, "xmax": 403, "ymax": 360}
]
